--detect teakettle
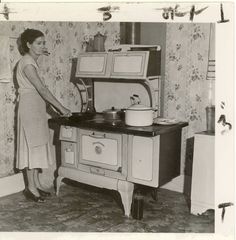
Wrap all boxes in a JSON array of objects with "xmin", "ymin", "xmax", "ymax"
[{"xmin": 93, "ymin": 32, "xmax": 106, "ymax": 52}]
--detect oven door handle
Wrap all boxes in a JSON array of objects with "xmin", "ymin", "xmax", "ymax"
[{"xmin": 89, "ymin": 132, "xmax": 106, "ymax": 139}]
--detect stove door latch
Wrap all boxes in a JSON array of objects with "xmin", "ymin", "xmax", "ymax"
[{"xmin": 218, "ymin": 202, "xmax": 234, "ymax": 222}]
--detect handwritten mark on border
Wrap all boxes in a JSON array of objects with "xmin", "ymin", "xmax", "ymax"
[
  {"xmin": 217, "ymin": 3, "xmax": 229, "ymax": 23},
  {"xmin": 0, "ymin": 4, "xmax": 16, "ymax": 20},
  {"xmin": 218, "ymin": 202, "xmax": 234, "ymax": 222},
  {"xmin": 217, "ymin": 114, "xmax": 232, "ymax": 135},
  {"xmin": 220, "ymin": 101, "xmax": 225, "ymax": 109},
  {"xmin": 155, "ymin": 4, "xmax": 208, "ymax": 21},
  {"xmin": 97, "ymin": 5, "xmax": 120, "ymax": 21}
]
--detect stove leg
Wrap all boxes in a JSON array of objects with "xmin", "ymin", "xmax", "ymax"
[
  {"xmin": 56, "ymin": 176, "xmax": 64, "ymax": 196},
  {"xmin": 118, "ymin": 180, "xmax": 134, "ymax": 217},
  {"xmin": 151, "ymin": 188, "xmax": 158, "ymax": 201}
]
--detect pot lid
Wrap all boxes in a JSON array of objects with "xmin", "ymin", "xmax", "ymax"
[
  {"xmin": 127, "ymin": 104, "xmax": 152, "ymax": 111},
  {"xmin": 103, "ymin": 107, "xmax": 120, "ymax": 113}
]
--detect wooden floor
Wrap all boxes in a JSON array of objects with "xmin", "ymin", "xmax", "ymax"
[{"xmin": 0, "ymin": 180, "xmax": 214, "ymax": 233}]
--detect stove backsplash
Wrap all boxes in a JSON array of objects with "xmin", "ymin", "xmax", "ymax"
[{"xmin": 94, "ymin": 81, "xmax": 150, "ymax": 112}]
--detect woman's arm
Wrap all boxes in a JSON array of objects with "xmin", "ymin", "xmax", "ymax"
[{"xmin": 23, "ymin": 64, "xmax": 71, "ymax": 116}]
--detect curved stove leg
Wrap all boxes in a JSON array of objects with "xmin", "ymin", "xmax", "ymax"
[
  {"xmin": 56, "ymin": 176, "xmax": 64, "ymax": 196},
  {"xmin": 117, "ymin": 180, "xmax": 134, "ymax": 217}
]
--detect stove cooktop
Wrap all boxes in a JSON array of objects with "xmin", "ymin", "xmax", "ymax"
[
  {"xmin": 70, "ymin": 112, "xmax": 124, "ymax": 126},
  {"xmin": 50, "ymin": 112, "xmax": 188, "ymax": 137}
]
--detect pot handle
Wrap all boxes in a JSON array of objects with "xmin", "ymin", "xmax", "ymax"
[
  {"xmin": 133, "ymin": 94, "xmax": 141, "ymax": 104},
  {"xmin": 152, "ymin": 108, "xmax": 158, "ymax": 118},
  {"xmin": 130, "ymin": 96, "xmax": 135, "ymax": 105}
]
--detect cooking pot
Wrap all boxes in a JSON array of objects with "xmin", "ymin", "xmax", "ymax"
[
  {"xmin": 103, "ymin": 107, "xmax": 122, "ymax": 121},
  {"xmin": 125, "ymin": 103, "xmax": 155, "ymax": 127}
]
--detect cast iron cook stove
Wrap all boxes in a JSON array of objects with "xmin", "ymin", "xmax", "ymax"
[{"xmin": 53, "ymin": 47, "xmax": 188, "ymax": 217}]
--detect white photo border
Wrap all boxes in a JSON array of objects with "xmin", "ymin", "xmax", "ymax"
[{"xmin": 0, "ymin": 1, "xmax": 234, "ymax": 240}]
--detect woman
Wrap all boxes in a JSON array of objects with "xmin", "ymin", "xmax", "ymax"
[{"xmin": 16, "ymin": 28, "xmax": 72, "ymax": 202}]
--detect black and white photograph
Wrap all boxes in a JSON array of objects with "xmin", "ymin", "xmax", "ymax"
[{"xmin": 0, "ymin": 1, "xmax": 234, "ymax": 240}]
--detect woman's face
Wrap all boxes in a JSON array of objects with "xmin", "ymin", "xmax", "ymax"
[{"xmin": 27, "ymin": 36, "xmax": 46, "ymax": 56}]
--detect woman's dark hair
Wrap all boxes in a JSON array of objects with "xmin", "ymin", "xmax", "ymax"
[{"xmin": 18, "ymin": 28, "xmax": 44, "ymax": 55}]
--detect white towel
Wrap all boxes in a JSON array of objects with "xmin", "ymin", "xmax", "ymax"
[{"xmin": 0, "ymin": 36, "xmax": 11, "ymax": 83}]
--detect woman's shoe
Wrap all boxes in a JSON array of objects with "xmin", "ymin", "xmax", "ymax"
[
  {"xmin": 37, "ymin": 188, "xmax": 51, "ymax": 197},
  {"xmin": 23, "ymin": 189, "xmax": 45, "ymax": 203}
]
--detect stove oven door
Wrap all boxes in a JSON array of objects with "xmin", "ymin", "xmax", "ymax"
[{"xmin": 79, "ymin": 129, "xmax": 122, "ymax": 171}]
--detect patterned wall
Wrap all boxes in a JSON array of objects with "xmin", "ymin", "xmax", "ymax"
[
  {"xmin": 0, "ymin": 22, "xmax": 211, "ymax": 178},
  {"xmin": 0, "ymin": 21, "xmax": 120, "ymax": 178},
  {"xmin": 164, "ymin": 23, "xmax": 211, "ymax": 136},
  {"xmin": 164, "ymin": 23, "xmax": 211, "ymax": 175}
]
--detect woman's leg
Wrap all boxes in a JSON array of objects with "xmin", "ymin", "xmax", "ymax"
[
  {"xmin": 26, "ymin": 168, "xmax": 40, "ymax": 197},
  {"xmin": 34, "ymin": 169, "xmax": 51, "ymax": 196},
  {"xmin": 34, "ymin": 169, "xmax": 43, "ymax": 190}
]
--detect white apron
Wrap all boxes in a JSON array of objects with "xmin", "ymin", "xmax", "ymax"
[{"xmin": 16, "ymin": 54, "xmax": 52, "ymax": 170}]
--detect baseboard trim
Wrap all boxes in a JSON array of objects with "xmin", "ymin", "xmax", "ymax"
[
  {"xmin": 190, "ymin": 200, "xmax": 214, "ymax": 215},
  {"xmin": 0, "ymin": 173, "xmax": 186, "ymax": 197},
  {"xmin": 0, "ymin": 173, "xmax": 25, "ymax": 198}
]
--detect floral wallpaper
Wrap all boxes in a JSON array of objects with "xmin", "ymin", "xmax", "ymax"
[
  {"xmin": 164, "ymin": 23, "xmax": 211, "ymax": 136},
  {"xmin": 164, "ymin": 23, "xmax": 212, "ymax": 174},
  {"xmin": 0, "ymin": 21, "xmax": 120, "ymax": 178}
]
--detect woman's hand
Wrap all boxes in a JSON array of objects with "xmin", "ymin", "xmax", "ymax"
[{"xmin": 60, "ymin": 106, "xmax": 72, "ymax": 117}]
